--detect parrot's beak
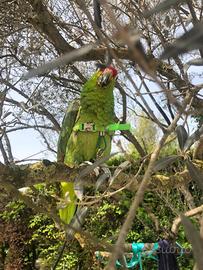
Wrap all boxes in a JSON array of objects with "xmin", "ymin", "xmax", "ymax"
[{"xmin": 97, "ymin": 70, "xmax": 113, "ymax": 87}]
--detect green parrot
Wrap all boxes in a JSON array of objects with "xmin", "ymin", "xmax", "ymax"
[{"xmin": 57, "ymin": 66, "xmax": 118, "ymax": 224}]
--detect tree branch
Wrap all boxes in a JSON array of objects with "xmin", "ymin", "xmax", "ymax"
[
  {"xmin": 27, "ymin": 0, "xmax": 74, "ymax": 54},
  {"xmin": 172, "ymin": 204, "xmax": 203, "ymax": 235},
  {"xmin": 25, "ymin": 0, "xmax": 203, "ymax": 116},
  {"xmin": 0, "ymin": 161, "xmax": 78, "ymax": 189}
]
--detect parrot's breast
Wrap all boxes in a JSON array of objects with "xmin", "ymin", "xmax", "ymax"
[{"xmin": 64, "ymin": 131, "xmax": 111, "ymax": 166}]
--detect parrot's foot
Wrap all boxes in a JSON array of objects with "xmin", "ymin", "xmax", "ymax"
[
  {"xmin": 75, "ymin": 161, "xmax": 111, "ymax": 196},
  {"xmin": 80, "ymin": 161, "xmax": 111, "ymax": 191},
  {"xmin": 73, "ymin": 162, "xmax": 94, "ymax": 201},
  {"xmin": 66, "ymin": 207, "xmax": 88, "ymax": 240},
  {"xmin": 75, "ymin": 161, "xmax": 100, "ymax": 200},
  {"xmin": 95, "ymin": 164, "xmax": 111, "ymax": 191},
  {"xmin": 79, "ymin": 160, "xmax": 100, "ymax": 176}
]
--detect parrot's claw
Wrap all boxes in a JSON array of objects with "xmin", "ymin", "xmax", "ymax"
[
  {"xmin": 75, "ymin": 161, "xmax": 96, "ymax": 200},
  {"xmin": 95, "ymin": 165, "xmax": 111, "ymax": 191},
  {"xmin": 66, "ymin": 207, "xmax": 88, "ymax": 239},
  {"xmin": 77, "ymin": 161, "xmax": 111, "ymax": 192},
  {"xmin": 79, "ymin": 161, "xmax": 93, "ymax": 167},
  {"xmin": 74, "ymin": 181, "xmax": 84, "ymax": 201},
  {"xmin": 79, "ymin": 160, "xmax": 100, "ymax": 176},
  {"xmin": 94, "ymin": 167, "xmax": 100, "ymax": 177}
]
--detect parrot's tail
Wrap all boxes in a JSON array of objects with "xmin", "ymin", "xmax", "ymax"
[{"xmin": 59, "ymin": 182, "xmax": 76, "ymax": 224}]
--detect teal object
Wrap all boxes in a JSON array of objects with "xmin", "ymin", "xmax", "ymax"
[
  {"xmin": 116, "ymin": 242, "xmax": 159, "ymax": 269},
  {"xmin": 175, "ymin": 242, "xmax": 184, "ymax": 257},
  {"xmin": 146, "ymin": 242, "xmax": 159, "ymax": 261}
]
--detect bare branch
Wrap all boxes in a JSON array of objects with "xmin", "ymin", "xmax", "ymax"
[
  {"xmin": 172, "ymin": 204, "xmax": 203, "ymax": 235},
  {"xmin": 106, "ymin": 93, "xmax": 193, "ymax": 270}
]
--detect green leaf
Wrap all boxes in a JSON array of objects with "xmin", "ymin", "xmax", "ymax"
[
  {"xmin": 144, "ymin": 0, "xmax": 186, "ymax": 17},
  {"xmin": 153, "ymin": 155, "xmax": 179, "ymax": 172},
  {"xmin": 186, "ymin": 160, "xmax": 203, "ymax": 191},
  {"xmin": 176, "ymin": 125, "xmax": 188, "ymax": 150},
  {"xmin": 181, "ymin": 215, "xmax": 203, "ymax": 269},
  {"xmin": 184, "ymin": 125, "xmax": 203, "ymax": 152}
]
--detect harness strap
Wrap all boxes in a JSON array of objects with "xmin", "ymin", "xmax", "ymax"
[
  {"xmin": 96, "ymin": 132, "xmax": 107, "ymax": 157},
  {"xmin": 106, "ymin": 123, "xmax": 131, "ymax": 132},
  {"xmin": 72, "ymin": 122, "xmax": 130, "ymax": 158},
  {"xmin": 73, "ymin": 122, "xmax": 131, "ymax": 132}
]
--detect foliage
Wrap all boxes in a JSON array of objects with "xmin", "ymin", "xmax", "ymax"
[
  {"xmin": 132, "ymin": 114, "xmax": 159, "ymax": 153},
  {"xmin": 0, "ymin": 156, "xmax": 198, "ymax": 269},
  {"xmin": 0, "ymin": 200, "xmax": 27, "ymax": 221}
]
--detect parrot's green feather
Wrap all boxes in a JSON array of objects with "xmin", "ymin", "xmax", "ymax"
[
  {"xmin": 57, "ymin": 99, "xmax": 80, "ymax": 162},
  {"xmin": 59, "ymin": 182, "xmax": 76, "ymax": 225},
  {"xmin": 57, "ymin": 70, "xmax": 116, "ymax": 224}
]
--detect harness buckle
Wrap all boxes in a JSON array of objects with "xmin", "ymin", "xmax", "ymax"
[
  {"xmin": 99, "ymin": 131, "xmax": 105, "ymax": 136},
  {"xmin": 82, "ymin": 122, "xmax": 95, "ymax": 131}
]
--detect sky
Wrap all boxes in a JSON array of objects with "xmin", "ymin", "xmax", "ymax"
[{"xmin": 8, "ymin": 129, "xmax": 56, "ymax": 161}]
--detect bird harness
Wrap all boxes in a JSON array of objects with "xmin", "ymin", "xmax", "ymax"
[
  {"xmin": 73, "ymin": 122, "xmax": 131, "ymax": 133},
  {"xmin": 73, "ymin": 122, "xmax": 131, "ymax": 157}
]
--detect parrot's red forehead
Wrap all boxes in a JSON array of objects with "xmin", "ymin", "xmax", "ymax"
[{"xmin": 103, "ymin": 66, "xmax": 118, "ymax": 77}]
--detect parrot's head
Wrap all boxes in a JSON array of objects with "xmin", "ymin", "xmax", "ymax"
[{"xmin": 97, "ymin": 66, "xmax": 118, "ymax": 87}]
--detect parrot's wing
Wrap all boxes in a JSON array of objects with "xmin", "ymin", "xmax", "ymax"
[{"xmin": 57, "ymin": 99, "xmax": 80, "ymax": 162}]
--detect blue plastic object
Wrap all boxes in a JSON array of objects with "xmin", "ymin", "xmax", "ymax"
[{"xmin": 115, "ymin": 242, "xmax": 159, "ymax": 269}]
